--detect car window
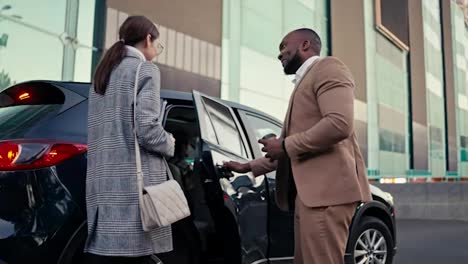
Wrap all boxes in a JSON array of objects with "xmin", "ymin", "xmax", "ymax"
[
  {"xmin": 0, "ymin": 82, "xmax": 65, "ymax": 139},
  {"xmin": 0, "ymin": 105, "xmax": 62, "ymax": 139},
  {"xmin": 245, "ymin": 113, "xmax": 282, "ymax": 154},
  {"xmin": 201, "ymin": 97, "xmax": 248, "ymax": 158}
]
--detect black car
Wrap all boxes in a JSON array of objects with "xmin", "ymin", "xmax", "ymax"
[{"xmin": 0, "ymin": 81, "xmax": 397, "ymax": 264}]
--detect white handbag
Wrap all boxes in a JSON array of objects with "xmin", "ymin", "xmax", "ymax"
[{"xmin": 133, "ymin": 62, "xmax": 190, "ymax": 231}]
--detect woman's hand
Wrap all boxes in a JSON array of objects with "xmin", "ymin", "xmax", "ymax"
[{"xmin": 169, "ymin": 133, "xmax": 176, "ymax": 144}]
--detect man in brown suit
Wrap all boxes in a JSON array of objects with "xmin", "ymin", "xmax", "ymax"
[{"xmin": 224, "ymin": 28, "xmax": 372, "ymax": 264}]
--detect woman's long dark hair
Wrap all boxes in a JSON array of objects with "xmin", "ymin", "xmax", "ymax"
[{"xmin": 93, "ymin": 16, "xmax": 159, "ymax": 95}]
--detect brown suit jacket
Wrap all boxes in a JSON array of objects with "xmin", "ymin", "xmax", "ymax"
[{"xmin": 250, "ymin": 57, "xmax": 372, "ymax": 211}]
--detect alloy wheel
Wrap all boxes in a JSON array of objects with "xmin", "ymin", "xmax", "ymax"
[{"xmin": 354, "ymin": 228, "xmax": 387, "ymax": 264}]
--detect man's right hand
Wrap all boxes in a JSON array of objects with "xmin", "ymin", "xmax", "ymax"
[{"xmin": 223, "ymin": 161, "xmax": 251, "ymax": 173}]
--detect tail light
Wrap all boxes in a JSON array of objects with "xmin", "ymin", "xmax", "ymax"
[{"xmin": 0, "ymin": 140, "xmax": 87, "ymax": 171}]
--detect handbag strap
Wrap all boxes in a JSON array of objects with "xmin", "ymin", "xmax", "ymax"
[
  {"xmin": 163, "ymin": 158, "xmax": 174, "ymax": 181},
  {"xmin": 133, "ymin": 62, "xmax": 144, "ymax": 195},
  {"xmin": 133, "ymin": 63, "xmax": 174, "ymax": 196}
]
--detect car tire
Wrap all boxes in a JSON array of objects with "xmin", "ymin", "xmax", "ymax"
[
  {"xmin": 57, "ymin": 222, "xmax": 87, "ymax": 264},
  {"xmin": 348, "ymin": 216, "xmax": 394, "ymax": 264}
]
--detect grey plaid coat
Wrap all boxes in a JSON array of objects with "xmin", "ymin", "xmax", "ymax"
[{"xmin": 84, "ymin": 47, "xmax": 175, "ymax": 256}]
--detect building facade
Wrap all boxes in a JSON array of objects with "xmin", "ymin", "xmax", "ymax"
[{"xmin": 1, "ymin": 0, "xmax": 467, "ymax": 180}]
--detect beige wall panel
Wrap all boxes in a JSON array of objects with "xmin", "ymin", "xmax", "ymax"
[
  {"xmin": 107, "ymin": 0, "xmax": 222, "ymax": 45},
  {"xmin": 330, "ymin": 0, "xmax": 367, "ymax": 102}
]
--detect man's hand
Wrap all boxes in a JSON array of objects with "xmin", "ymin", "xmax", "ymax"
[
  {"xmin": 223, "ymin": 161, "xmax": 251, "ymax": 173},
  {"xmin": 259, "ymin": 137, "xmax": 285, "ymax": 161}
]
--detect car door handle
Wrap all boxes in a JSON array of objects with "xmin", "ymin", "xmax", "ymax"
[{"xmin": 215, "ymin": 164, "xmax": 234, "ymax": 178}]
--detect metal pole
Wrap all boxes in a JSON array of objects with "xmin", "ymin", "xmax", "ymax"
[{"xmin": 61, "ymin": 0, "xmax": 79, "ymax": 81}]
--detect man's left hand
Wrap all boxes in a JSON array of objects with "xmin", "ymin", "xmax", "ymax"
[{"xmin": 258, "ymin": 137, "xmax": 285, "ymax": 161}]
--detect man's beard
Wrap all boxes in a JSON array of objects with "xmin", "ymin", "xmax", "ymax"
[{"xmin": 283, "ymin": 50, "xmax": 302, "ymax": 75}]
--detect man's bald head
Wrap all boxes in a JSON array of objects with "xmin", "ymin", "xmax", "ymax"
[
  {"xmin": 288, "ymin": 28, "xmax": 322, "ymax": 55},
  {"xmin": 278, "ymin": 28, "xmax": 322, "ymax": 74}
]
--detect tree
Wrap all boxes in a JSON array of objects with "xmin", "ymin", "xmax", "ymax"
[{"xmin": 0, "ymin": 69, "xmax": 15, "ymax": 90}]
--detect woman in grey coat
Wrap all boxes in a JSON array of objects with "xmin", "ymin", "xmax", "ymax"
[{"xmin": 84, "ymin": 16, "xmax": 174, "ymax": 263}]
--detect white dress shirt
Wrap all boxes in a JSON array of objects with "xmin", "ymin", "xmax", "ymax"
[{"xmin": 292, "ymin": 55, "xmax": 320, "ymax": 86}]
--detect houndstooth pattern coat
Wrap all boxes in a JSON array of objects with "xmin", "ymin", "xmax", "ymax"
[{"xmin": 84, "ymin": 47, "xmax": 175, "ymax": 256}]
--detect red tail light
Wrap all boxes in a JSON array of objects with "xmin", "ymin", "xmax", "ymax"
[{"xmin": 0, "ymin": 140, "xmax": 87, "ymax": 171}]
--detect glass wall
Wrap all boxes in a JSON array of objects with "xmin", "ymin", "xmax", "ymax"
[
  {"xmin": 0, "ymin": 0, "xmax": 102, "ymax": 91},
  {"xmin": 222, "ymin": 0, "xmax": 329, "ymax": 120},
  {"xmin": 422, "ymin": 0, "xmax": 447, "ymax": 176},
  {"xmin": 451, "ymin": 1, "xmax": 468, "ymax": 175},
  {"xmin": 364, "ymin": 0, "xmax": 411, "ymax": 177}
]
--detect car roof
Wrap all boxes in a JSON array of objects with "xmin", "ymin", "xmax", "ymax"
[{"xmin": 9, "ymin": 80, "xmax": 281, "ymax": 123}]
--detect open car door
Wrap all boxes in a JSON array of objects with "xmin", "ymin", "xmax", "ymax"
[{"xmin": 192, "ymin": 90, "xmax": 270, "ymax": 264}]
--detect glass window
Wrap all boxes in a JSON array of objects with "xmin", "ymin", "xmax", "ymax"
[
  {"xmin": 376, "ymin": 0, "xmax": 409, "ymax": 49},
  {"xmin": 0, "ymin": 104, "xmax": 62, "ymax": 139},
  {"xmin": 0, "ymin": 20, "xmax": 64, "ymax": 89},
  {"xmin": 222, "ymin": 0, "xmax": 329, "ymax": 121},
  {"xmin": 379, "ymin": 129, "xmax": 406, "ymax": 154},
  {"xmin": 460, "ymin": 136, "xmax": 468, "ymax": 149},
  {"xmin": 0, "ymin": 82, "xmax": 65, "ymax": 139},
  {"xmin": 379, "ymin": 129, "xmax": 392, "ymax": 152},
  {"xmin": 1, "ymin": 1, "xmax": 67, "ymax": 34},
  {"xmin": 0, "ymin": 1, "xmax": 66, "ymax": 86},
  {"xmin": 394, "ymin": 133, "xmax": 406, "ymax": 154},
  {"xmin": 0, "ymin": 0, "xmax": 101, "ymax": 89},
  {"xmin": 202, "ymin": 97, "xmax": 248, "ymax": 158},
  {"xmin": 245, "ymin": 113, "xmax": 282, "ymax": 154},
  {"xmin": 164, "ymin": 106, "xmax": 199, "ymax": 185},
  {"xmin": 429, "ymin": 126, "xmax": 443, "ymax": 143}
]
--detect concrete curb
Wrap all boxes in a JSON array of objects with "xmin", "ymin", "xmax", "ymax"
[{"xmin": 373, "ymin": 183, "xmax": 468, "ymax": 221}]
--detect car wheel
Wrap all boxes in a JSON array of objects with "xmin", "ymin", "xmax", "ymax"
[
  {"xmin": 348, "ymin": 216, "xmax": 394, "ymax": 264},
  {"xmin": 57, "ymin": 222, "xmax": 87, "ymax": 264}
]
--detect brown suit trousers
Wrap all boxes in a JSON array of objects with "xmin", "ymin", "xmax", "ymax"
[{"xmin": 294, "ymin": 197, "xmax": 357, "ymax": 264}]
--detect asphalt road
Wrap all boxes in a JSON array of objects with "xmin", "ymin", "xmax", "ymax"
[{"xmin": 394, "ymin": 219, "xmax": 468, "ymax": 264}]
